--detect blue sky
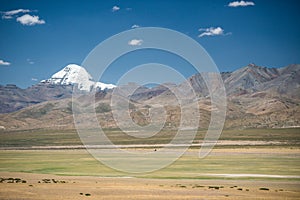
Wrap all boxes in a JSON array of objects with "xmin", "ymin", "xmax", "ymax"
[{"xmin": 0, "ymin": 0, "xmax": 299, "ymax": 88}]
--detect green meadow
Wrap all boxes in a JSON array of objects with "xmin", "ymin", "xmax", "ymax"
[
  {"xmin": 0, "ymin": 128, "xmax": 299, "ymax": 180},
  {"xmin": 0, "ymin": 128, "xmax": 299, "ymax": 147}
]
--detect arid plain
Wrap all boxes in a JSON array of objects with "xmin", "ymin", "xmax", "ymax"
[{"xmin": 0, "ymin": 129, "xmax": 299, "ymax": 199}]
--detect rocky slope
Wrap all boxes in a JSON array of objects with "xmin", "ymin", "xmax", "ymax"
[{"xmin": 0, "ymin": 84, "xmax": 73, "ymax": 113}]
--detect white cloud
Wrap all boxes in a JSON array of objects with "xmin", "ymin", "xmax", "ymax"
[
  {"xmin": 31, "ymin": 78, "xmax": 38, "ymax": 81},
  {"xmin": 1, "ymin": 9, "xmax": 31, "ymax": 18},
  {"xmin": 131, "ymin": 24, "xmax": 140, "ymax": 29},
  {"xmin": 2, "ymin": 15, "xmax": 13, "ymax": 19},
  {"xmin": 0, "ymin": 59, "xmax": 11, "ymax": 66},
  {"xmin": 1, "ymin": 9, "xmax": 45, "ymax": 26},
  {"xmin": 228, "ymin": 1, "xmax": 255, "ymax": 7},
  {"xmin": 112, "ymin": 6, "xmax": 120, "ymax": 12},
  {"xmin": 27, "ymin": 59, "xmax": 34, "ymax": 64},
  {"xmin": 16, "ymin": 14, "xmax": 45, "ymax": 26},
  {"xmin": 128, "ymin": 39, "xmax": 143, "ymax": 46},
  {"xmin": 198, "ymin": 27, "xmax": 226, "ymax": 37}
]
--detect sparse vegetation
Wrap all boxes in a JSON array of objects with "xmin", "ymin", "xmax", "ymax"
[
  {"xmin": 259, "ymin": 187, "xmax": 270, "ymax": 191},
  {"xmin": 192, "ymin": 185, "xmax": 205, "ymax": 188},
  {"xmin": 65, "ymin": 102, "xmax": 73, "ymax": 114},
  {"xmin": 18, "ymin": 103, "xmax": 54, "ymax": 119},
  {"xmin": 0, "ymin": 177, "xmax": 27, "ymax": 183},
  {"xmin": 209, "ymin": 186, "xmax": 220, "ymax": 189},
  {"xmin": 95, "ymin": 103, "xmax": 111, "ymax": 113},
  {"xmin": 41, "ymin": 179, "xmax": 66, "ymax": 183}
]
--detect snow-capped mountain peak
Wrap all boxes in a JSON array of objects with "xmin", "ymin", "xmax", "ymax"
[{"xmin": 41, "ymin": 64, "xmax": 115, "ymax": 91}]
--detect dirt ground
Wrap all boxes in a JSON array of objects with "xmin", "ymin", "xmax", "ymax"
[{"xmin": 0, "ymin": 172, "xmax": 299, "ymax": 200}]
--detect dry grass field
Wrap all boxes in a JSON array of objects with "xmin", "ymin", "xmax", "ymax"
[
  {"xmin": 0, "ymin": 171, "xmax": 300, "ymax": 200},
  {"xmin": 0, "ymin": 171, "xmax": 299, "ymax": 200}
]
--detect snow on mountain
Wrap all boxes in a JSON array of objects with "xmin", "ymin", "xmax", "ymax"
[{"xmin": 41, "ymin": 64, "xmax": 115, "ymax": 91}]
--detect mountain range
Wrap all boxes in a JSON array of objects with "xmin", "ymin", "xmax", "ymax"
[
  {"xmin": 0, "ymin": 64, "xmax": 115, "ymax": 113},
  {"xmin": 0, "ymin": 63, "xmax": 299, "ymax": 130}
]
